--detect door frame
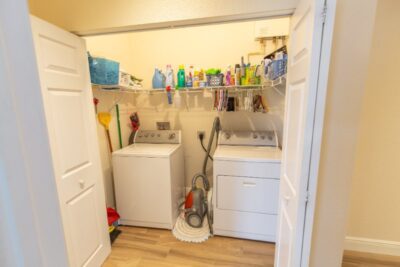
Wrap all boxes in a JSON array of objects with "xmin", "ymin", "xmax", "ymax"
[
  {"xmin": 0, "ymin": 0, "xmax": 69, "ymax": 266},
  {"xmin": 298, "ymin": 1, "xmax": 337, "ymax": 266},
  {"xmin": 0, "ymin": 0, "xmax": 336, "ymax": 266}
]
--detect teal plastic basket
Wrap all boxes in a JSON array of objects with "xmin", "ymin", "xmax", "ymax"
[{"xmin": 88, "ymin": 54, "xmax": 120, "ymax": 85}]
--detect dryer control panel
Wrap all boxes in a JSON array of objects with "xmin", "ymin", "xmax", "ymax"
[
  {"xmin": 218, "ymin": 131, "xmax": 278, "ymax": 147},
  {"xmin": 135, "ymin": 130, "xmax": 181, "ymax": 144}
]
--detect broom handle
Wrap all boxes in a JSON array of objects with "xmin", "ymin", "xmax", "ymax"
[
  {"xmin": 116, "ymin": 104, "xmax": 122, "ymax": 149},
  {"xmin": 106, "ymin": 129, "xmax": 113, "ymax": 153}
]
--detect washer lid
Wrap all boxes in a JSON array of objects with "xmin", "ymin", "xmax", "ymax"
[
  {"xmin": 112, "ymin": 143, "xmax": 180, "ymax": 157},
  {"xmin": 214, "ymin": 145, "xmax": 282, "ymax": 163}
]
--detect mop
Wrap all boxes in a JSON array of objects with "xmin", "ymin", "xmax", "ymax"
[{"xmin": 172, "ymin": 117, "xmax": 220, "ymax": 243}]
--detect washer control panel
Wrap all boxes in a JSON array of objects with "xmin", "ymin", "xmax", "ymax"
[
  {"xmin": 218, "ymin": 131, "xmax": 277, "ymax": 147},
  {"xmin": 135, "ymin": 130, "xmax": 181, "ymax": 144}
]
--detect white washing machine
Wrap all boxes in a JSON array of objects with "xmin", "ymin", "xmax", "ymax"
[
  {"xmin": 213, "ymin": 131, "xmax": 281, "ymax": 242},
  {"xmin": 112, "ymin": 130, "xmax": 184, "ymax": 229}
]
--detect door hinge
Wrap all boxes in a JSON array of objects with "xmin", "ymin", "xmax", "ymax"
[
  {"xmin": 321, "ymin": 3, "xmax": 328, "ymax": 24},
  {"xmin": 305, "ymin": 191, "xmax": 311, "ymax": 204}
]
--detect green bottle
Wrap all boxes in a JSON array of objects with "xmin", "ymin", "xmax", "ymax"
[{"xmin": 177, "ymin": 65, "xmax": 186, "ymax": 89}]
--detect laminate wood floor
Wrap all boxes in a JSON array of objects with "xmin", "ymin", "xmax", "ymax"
[
  {"xmin": 103, "ymin": 226, "xmax": 400, "ymax": 267},
  {"xmin": 342, "ymin": 250, "xmax": 400, "ymax": 267},
  {"xmin": 103, "ymin": 226, "xmax": 275, "ymax": 267}
]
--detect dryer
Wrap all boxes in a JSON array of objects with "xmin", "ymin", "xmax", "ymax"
[
  {"xmin": 213, "ymin": 131, "xmax": 281, "ymax": 242},
  {"xmin": 112, "ymin": 130, "xmax": 184, "ymax": 229}
]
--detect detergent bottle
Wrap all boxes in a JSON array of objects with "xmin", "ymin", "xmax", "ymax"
[
  {"xmin": 177, "ymin": 65, "xmax": 186, "ymax": 89},
  {"xmin": 152, "ymin": 68, "xmax": 164, "ymax": 89}
]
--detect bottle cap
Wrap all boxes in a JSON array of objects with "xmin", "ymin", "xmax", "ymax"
[{"xmin": 179, "ymin": 65, "xmax": 184, "ymax": 69}]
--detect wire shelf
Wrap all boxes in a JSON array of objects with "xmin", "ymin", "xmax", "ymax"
[{"xmin": 92, "ymin": 75, "xmax": 286, "ymax": 95}]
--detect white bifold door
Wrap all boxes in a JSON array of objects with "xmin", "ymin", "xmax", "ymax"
[
  {"xmin": 30, "ymin": 16, "xmax": 111, "ymax": 266},
  {"xmin": 275, "ymin": 0, "xmax": 335, "ymax": 266}
]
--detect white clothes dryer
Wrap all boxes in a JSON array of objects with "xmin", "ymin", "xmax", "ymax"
[{"xmin": 213, "ymin": 131, "xmax": 281, "ymax": 242}]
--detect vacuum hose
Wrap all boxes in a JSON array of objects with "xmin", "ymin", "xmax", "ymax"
[{"xmin": 196, "ymin": 116, "xmax": 221, "ymax": 191}]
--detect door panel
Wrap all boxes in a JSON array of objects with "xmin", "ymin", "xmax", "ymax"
[
  {"xmin": 275, "ymin": 0, "xmax": 328, "ymax": 266},
  {"xmin": 67, "ymin": 186, "xmax": 101, "ymax": 266},
  {"xmin": 39, "ymin": 35, "xmax": 79, "ymax": 75},
  {"xmin": 217, "ymin": 175, "xmax": 279, "ymax": 214},
  {"xmin": 284, "ymin": 84, "xmax": 305, "ymax": 189},
  {"xmin": 31, "ymin": 16, "xmax": 111, "ymax": 267},
  {"xmin": 48, "ymin": 91, "xmax": 90, "ymax": 175}
]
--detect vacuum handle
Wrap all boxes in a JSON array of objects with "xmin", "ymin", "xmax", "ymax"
[{"xmin": 192, "ymin": 173, "xmax": 209, "ymax": 192}]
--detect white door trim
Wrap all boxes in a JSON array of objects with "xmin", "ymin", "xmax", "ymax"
[
  {"xmin": 0, "ymin": 0, "xmax": 69, "ymax": 266},
  {"xmin": 300, "ymin": 1, "xmax": 337, "ymax": 266}
]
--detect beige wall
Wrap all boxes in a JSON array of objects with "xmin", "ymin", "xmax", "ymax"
[
  {"xmin": 85, "ymin": 20, "xmax": 287, "ymax": 207},
  {"xmin": 346, "ymin": 0, "xmax": 400, "ymax": 243},
  {"xmin": 28, "ymin": 0, "xmax": 297, "ymax": 35},
  {"xmin": 309, "ymin": 0, "xmax": 377, "ymax": 266}
]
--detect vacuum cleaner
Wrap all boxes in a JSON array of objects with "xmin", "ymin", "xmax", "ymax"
[{"xmin": 184, "ymin": 117, "xmax": 221, "ymax": 234}]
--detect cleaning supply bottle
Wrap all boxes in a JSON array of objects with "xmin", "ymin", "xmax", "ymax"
[
  {"xmin": 193, "ymin": 70, "xmax": 200, "ymax": 87},
  {"xmin": 152, "ymin": 68, "xmax": 164, "ymax": 89},
  {"xmin": 199, "ymin": 69, "xmax": 205, "ymax": 87},
  {"xmin": 165, "ymin": 64, "xmax": 175, "ymax": 88},
  {"xmin": 186, "ymin": 65, "xmax": 194, "ymax": 87},
  {"xmin": 177, "ymin": 65, "xmax": 186, "ymax": 89},
  {"xmin": 166, "ymin": 86, "xmax": 173, "ymax": 104},
  {"xmin": 225, "ymin": 65, "xmax": 231, "ymax": 86},
  {"xmin": 245, "ymin": 66, "xmax": 251, "ymax": 85},
  {"xmin": 235, "ymin": 64, "xmax": 241, "ymax": 86},
  {"xmin": 241, "ymin": 56, "xmax": 246, "ymax": 77}
]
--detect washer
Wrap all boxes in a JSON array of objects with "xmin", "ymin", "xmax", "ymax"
[
  {"xmin": 213, "ymin": 131, "xmax": 281, "ymax": 242},
  {"xmin": 112, "ymin": 130, "xmax": 184, "ymax": 229}
]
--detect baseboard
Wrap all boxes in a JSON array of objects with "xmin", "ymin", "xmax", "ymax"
[{"xmin": 345, "ymin": 236, "xmax": 400, "ymax": 256}]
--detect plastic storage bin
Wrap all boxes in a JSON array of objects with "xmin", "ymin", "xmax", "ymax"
[
  {"xmin": 88, "ymin": 54, "xmax": 120, "ymax": 85},
  {"xmin": 269, "ymin": 57, "xmax": 287, "ymax": 80},
  {"xmin": 207, "ymin": 74, "xmax": 224, "ymax": 86}
]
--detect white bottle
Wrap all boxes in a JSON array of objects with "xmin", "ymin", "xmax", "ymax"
[{"xmin": 165, "ymin": 64, "xmax": 175, "ymax": 88}]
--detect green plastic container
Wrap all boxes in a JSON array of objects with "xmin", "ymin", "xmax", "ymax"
[{"xmin": 177, "ymin": 65, "xmax": 185, "ymax": 88}]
